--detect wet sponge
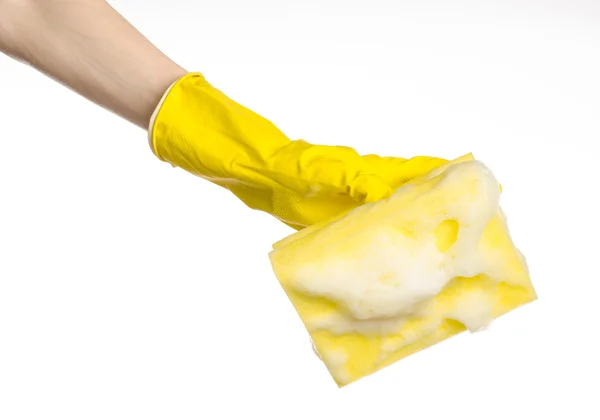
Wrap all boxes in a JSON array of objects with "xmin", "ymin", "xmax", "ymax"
[{"xmin": 269, "ymin": 154, "xmax": 537, "ymax": 387}]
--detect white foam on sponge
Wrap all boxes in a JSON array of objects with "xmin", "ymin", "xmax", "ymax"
[{"xmin": 290, "ymin": 161, "xmax": 502, "ymax": 333}]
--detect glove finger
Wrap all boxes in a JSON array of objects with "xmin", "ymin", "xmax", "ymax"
[
  {"xmin": 362, "ymin": 154, "xmax": 448, "ymax": 189},
  {"xmin": 347, "ymin": 172, "xmax": 395, "ymax": 203}
]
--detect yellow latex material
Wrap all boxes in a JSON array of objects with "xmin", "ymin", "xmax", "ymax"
[
  {"xmin": 150, "ymin": 72, "xmax": 447, "ymax": 229},
  {"xmin": 269, "ymin": 154, "xmax": 537, "ymax": 387}
]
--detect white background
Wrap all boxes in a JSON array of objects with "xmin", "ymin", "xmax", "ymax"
[{"xmin": 1, "ymin": 1, "xmax": 599, "ymax": 419}]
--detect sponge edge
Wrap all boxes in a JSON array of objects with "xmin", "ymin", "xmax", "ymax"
[{"xmin": 269, "ymin": 154, "xmax": 537, "ymax": 387}]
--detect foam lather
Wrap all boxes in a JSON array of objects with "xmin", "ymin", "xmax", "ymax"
[{"xmin": 268, "ymin": 154, "xmax": 537, "ymax": 387}]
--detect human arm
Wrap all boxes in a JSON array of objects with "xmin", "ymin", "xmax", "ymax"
[
  {"xmin": 0, "ymin": 0, "xmax": 449, "ymax": 229},
  {"xmin": 0, "ymin": 0, "xmax": 186, "ymax": 129}
]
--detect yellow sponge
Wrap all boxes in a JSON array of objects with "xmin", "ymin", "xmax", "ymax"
[{"xmin": 268, "ymin": 154, "xmax": 537, "ymax": 387}]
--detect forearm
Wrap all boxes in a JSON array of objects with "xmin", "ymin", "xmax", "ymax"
[{"xmin": 0, "ymin": 0, "xmax": 187, "ymax": 129}]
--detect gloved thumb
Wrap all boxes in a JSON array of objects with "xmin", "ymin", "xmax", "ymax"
[{"xmin": 267, "ymin": 141, "xmax": 450, "ymax": 205}]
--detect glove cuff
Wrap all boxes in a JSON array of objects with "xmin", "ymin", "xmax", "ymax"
[{"xmin": 147, "ymin": 72, "xmax": 204, "ymax": 161}]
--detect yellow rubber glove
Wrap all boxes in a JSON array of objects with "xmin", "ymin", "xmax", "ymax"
[{"xmin": 149, "ymin": 72, "xmax": 447, "ymax": 229}]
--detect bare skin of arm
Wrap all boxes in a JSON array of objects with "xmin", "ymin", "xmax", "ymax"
[{"xmin": 0, "ymin": 0, "xmax": 187, "ymax": 129}]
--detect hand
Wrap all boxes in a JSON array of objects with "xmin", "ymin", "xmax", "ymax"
[{"xmin": 150, "ymin": 73, "xmax": 448, "ymax": 229}]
